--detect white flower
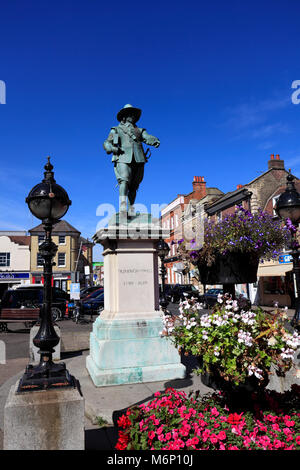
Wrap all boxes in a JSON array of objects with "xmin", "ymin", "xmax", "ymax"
[
  {"xmin": 280, "ymin": 348, "xmax": 295, "ymax": 361},
  {"xmin": 283, "ymin": 332, "xmax": 300, "ymax": 349},
  {"xmin": 202, "ymin": 330, "xmax": 209, "ymax": 340},
  {"xmin": 238, "ymin": 330, "xmax": 253, "ymax": 347},
  {"xmin": 267, "ymin": 336, "xmax": 277, "ymax": 346},
  {"xmin": 248, "ymin": 365, "xmax": 264, "ymax": 380},
  {"xmin": 214, "ymin": 347, "xmax": 220, "ymax": 357}
]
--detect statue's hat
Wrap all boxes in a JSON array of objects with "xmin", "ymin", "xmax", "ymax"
[{"xmin": 117, "ymin": 104, "xmax": 142, "ymax": 123}]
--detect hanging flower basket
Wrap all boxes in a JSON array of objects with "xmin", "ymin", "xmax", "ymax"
[{"xmin": 197, "ymin": 251, "xmax": 259, "ymax": 284}]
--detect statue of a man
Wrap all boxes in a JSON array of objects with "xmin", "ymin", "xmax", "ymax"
[{"xmin": 103, "ymin": 104, "xmax": 160, "ymax": 215}]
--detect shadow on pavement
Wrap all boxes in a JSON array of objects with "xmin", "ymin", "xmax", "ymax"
[{"xmin": 85, "ymin": 426, "xmax": 118, "ymax": 450}]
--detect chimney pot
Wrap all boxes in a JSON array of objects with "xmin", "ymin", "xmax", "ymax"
[{"xmin": 268, "ymin": 154, "xmax": 284, "ymax": 170}]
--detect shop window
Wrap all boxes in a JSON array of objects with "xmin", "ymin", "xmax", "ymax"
[
  {"xmin": 263, "ymin": 276, "xmax": 287, "ymax": 295},
  {"xmin": 0, "ymin": 252, "xmax": 10, "ymax": 267}
]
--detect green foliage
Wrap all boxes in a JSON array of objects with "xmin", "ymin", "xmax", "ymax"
[{"xmin": 162, "ymin": 295, "xmax": 300, "ymax": 387}]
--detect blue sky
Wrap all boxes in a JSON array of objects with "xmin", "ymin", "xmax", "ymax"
[{"xmin": 0, "ymin": 0, "xmax": 300, "ymax": 260}]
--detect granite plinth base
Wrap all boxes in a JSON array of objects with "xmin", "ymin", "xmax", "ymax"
[
  {"xmin": 86, "ymin": 314, "xmax": 186, "ymax": 387},
  {"xmin": 4, "ymin": 382, "xmax": 85, "ymax": 450}
]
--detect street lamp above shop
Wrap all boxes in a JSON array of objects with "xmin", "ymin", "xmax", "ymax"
[
  {"xmin": 156, "ymin": 239, "xmax": 170, "ymax": 259},
  {"xmin": 275, "ymin": 170, "xmax": 300, "ymax": 330},
  {"xmin": 275, "ymin": 171, "xmax": 300, "ymax": 225},
  {"xmin": 157, "ymin": 239, "xmax": 170, "ymax": 313}
]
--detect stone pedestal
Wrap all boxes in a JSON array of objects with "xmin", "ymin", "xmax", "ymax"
[
  {"xmin": 4, "ymin": 382, "xmax": 85, "ymax": 450},
  {"xmin": 86, "ymin": 214, "xmax": 186, "ymax": 386},
  {"xmin": 30, "ymin": 324, "xmax": 61, "ymax": 362}
]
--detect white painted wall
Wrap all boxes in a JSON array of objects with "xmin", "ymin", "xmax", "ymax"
[{"xmin": 0, "ymin": 236, "xmax": 30, "ymax": 272}]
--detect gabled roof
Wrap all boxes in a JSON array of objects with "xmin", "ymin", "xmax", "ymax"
[
  {"xmin": 205, "ymin": 167, "xmax": 298, "ymax": 215},
  {"xmin": 29, "ymin": 220, "xmax": 80, "ymax": 234}
]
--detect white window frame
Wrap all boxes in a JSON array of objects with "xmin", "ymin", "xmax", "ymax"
[
  {"xmin": 0, "ymin": 252, "xmax": 10, "ymax": 267},
  {"xmin": 58, "ymin": 235, "xmax": 66, "ymax": 245},
  {"xmin": 58, "ymin": 252, "xmax": 66, "ymax": 267},
  {"xmin": 37, "ymin": 253, "xmax": 44, "ymax": 267}
]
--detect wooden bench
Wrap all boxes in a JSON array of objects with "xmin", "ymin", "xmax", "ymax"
[{"xmin": 0, "ymin": 308, "xmax": 40, "ymax": 331}]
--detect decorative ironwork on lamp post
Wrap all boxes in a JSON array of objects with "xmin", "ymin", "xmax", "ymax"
[
  {"xmin": 275, "ymin": 170, "xmax": 300, "ymax": 330},
  {"xmin": 18, "ymin": 157, "xmax": 78, "ymax": 392},
  {"xmin": 157, "ymin": 239, "xmax": 170, "ymax": 313}
]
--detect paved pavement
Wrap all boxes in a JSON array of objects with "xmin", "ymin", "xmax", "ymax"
[{"xmin": 0, "ymin": 304, "xmax": 298, "ymax": 450}]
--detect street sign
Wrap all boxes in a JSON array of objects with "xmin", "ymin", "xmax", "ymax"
[
  {"xmin": 278, "ymin": 254, "xmax": 292, "ymax": 264},
  {"xmin": 70, "ymin": 283, "xmax": 80, "ymax": 300}
]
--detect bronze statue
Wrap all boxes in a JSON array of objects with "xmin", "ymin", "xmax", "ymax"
[{"xmin": 103, "ymin": 104, "xmax": 160, "ymax": 215}]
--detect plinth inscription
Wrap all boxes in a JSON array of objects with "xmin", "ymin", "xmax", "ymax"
[{"xmin": 119, "ymin": 268, "xmax": 152, "ymax": 288}]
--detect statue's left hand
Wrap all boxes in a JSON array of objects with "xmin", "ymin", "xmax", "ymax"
[{"xmin": 153, "ymin": 141, "xmax": 160, "ymax": 148}]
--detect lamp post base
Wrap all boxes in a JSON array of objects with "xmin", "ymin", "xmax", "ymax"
[
  {"xmin": 291, "ymin": 303, "xmax": 300, "ymax": 331},
  {"xmin": 17, "ymin": 361, "xmax": 78, "ymax": 393}
]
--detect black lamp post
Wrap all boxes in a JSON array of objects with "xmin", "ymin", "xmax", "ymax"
[
  {"xmin": 18, "ymin": 157, "xmax": 77, "ymax": 392},
  {"xmin": 157, "ymin": 239, "xmax": 169, "ymax": 312},
  {"xmin": 275, "ymin": 170, "xmax": 300, "ymax": 330}
]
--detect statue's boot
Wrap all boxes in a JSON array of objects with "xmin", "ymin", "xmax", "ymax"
[
  {"xmin": 128, "ymin": 189, "xmax": 137, "ymax": 216},
  {"xmin": 119, "ymin": 195, "xmax": 127, "ymax": 213},
  {"xmin": 128, "ymin": 205, "xmax": 135, "ymax": 217}
]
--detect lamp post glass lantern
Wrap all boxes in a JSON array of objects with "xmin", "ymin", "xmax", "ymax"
[
  {"xmin": 275, "ymin": 171, "xmax": 300, "ymax": 330},
  {"xmin": 18, "ymin": 157, "xmax": 77, "ymax": 392},
  {"xmin": 157, "ymin": 239, "xmax": 169, "ymax": 311}
]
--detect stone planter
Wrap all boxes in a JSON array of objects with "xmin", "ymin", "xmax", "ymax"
[{"xmin": 198, "ymin": 251, "xmax": 259, "ymax": 285}]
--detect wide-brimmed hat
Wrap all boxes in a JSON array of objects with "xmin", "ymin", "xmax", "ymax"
[{"xmin": 117, "ymin": 104, "xmax": 142, "ymax": 123}]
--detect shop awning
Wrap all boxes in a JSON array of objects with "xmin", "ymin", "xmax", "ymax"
[{"xmin": 257, "ymin": 264, "xmax": 293, "ymax": 277}]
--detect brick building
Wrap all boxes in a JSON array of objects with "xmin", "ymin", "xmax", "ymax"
[
  {"xmin": 204, "ymin": 154, "xmax": 299, "ymax": 306},
  {"xmin": 161, "ymin": 176, "xmax": 223, "ymax": 285}
]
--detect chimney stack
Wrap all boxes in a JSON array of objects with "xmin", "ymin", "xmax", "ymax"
[
  {"xmin": 236, "ymin": 184, "xmax": 243, "ymax": 190},
  {"xmin": 192, "ymin": 176, "xmax": 206, "ymax": 198},
  {"xmin": 268, "ymin": 154, "xmax": 284, "ymax": 170}
]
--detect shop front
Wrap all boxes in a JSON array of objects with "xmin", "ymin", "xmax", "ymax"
[
  {"xmin": 257, "ymin": 258, "xmax": 293, "ymax": 307},
  {"xmin": 0, "ymin": 272, "xmax": 30, "ymax": 298},
  {"xmin": 31, "ymin": 272, "xmax": 71, "ymax": 292}
]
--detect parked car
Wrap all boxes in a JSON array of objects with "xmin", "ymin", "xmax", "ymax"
[
  {"xmin": 80, "ymin": 286, "xmax": 101, "ymax": 298},
  {"xmin": 198, "ymin": 288, "xmax": 251, "ymax": 309},
  {"xmin": 81, "ymin": 287, "xmax": 103, "ymax": 301},
  {"xmin": 0, "ymin": 286, "xmax": 68, "ymax": 326},
  {"xmin": 81, "ymin": 292, "xmax": 104, "ymax": 315},
  {"xmin": 164, "ymin": 284, "xmax": 200, "ymax": 303},
  {"xmin": 68, "ymin": 287, "xmax": 104, "ymax": 317},
  {"xmin": 198, "ymin": 288, "xmax": 223, "ymax": 308}
]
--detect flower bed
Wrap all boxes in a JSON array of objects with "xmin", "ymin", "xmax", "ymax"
[
  {"xmin": 161, "ymin": 295, "xmax": 300, "ymax": 386},
  {"xmin": 116, "ymin": 386, "xmax": 300, "ymax": 450}
]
